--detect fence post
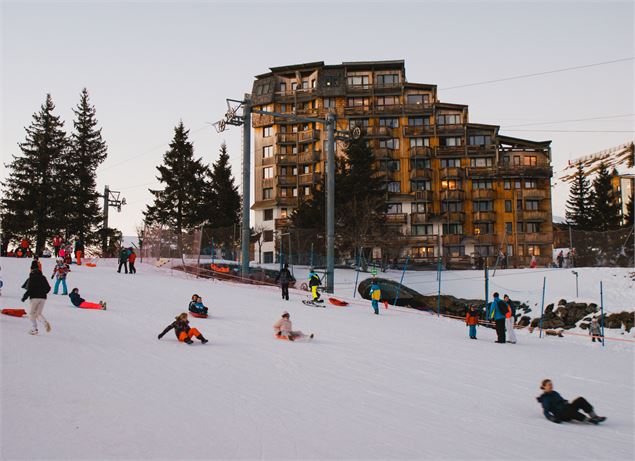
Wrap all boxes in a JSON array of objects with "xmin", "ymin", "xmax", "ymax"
[
  {"xmin": 539, "ymin": 276, "xmax": 546, "ymax": 338},
  {"xmin": 310, "ymin": 242, "xmax": 314, "ymax": 268},
  {"xmin": 353, "ymin": 247, "xmax": 361, "ymax": 298},
  {"xmin": 484, "ymin": 263, "xmax": 489, "ymax": 311},
  {"xmin": 436, "ymin": 257, "xmax": 442, "ymax": 317},
  {"xmin": 211, "ymin": 236, "xmax": 214, "ymax": 265},
  {"xmin": 600, "ymin": 281, "xmax": 605, "ymax": 347},
  {"xmin": 393, "ymin": 256, "xmax": 410, "ymax": 306}
]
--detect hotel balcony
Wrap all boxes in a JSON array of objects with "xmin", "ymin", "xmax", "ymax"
[
  {"xmin": 365, "ymin": 126, "xmax": 396, "ymax": 138},
  {"xmin": 374, "ymin": 148, "xmax": 400, "ymax": 160},
  {"xmin": 262, "ymin": 178, "xmax": 275, "ymax": 188},
  {"xmin": 522, "ymin": 189, "xmax": 549, "ymax": 200},
  {"xmin": 373, "ymin": 104, "xmax": 402, "ymax": 115},
  {"xmin": 299, "ymin": 172, "xmax": 321, "ymax": 186},
  {"xmin": 345, "ymin": 83, "xmax": 372, "ymax": 94},
  {"xmin": 410, "ymin": 212, "xmax": 433, "ymax": 224},
  {"xmin": 298, "ymin": 151, "xmax": 321, "ymax": 164},
  {"xmin": 497, "ymin": 165, "xmax": 552, "ymax": 178},
  {"xmin": 403, "ymin": 125, "xmax": 434, "ymax": 137},
  {"xmin": 439, "ymin": 167, "xmax": 463, "ymax": 179},
  {"xmin": 440, "ymin": 189, "xmax": 465, "ymax": 201},
  {"xmin": 276, "ymin": 154, "xmax": 297, "ymax": 165},
  {"xmin": 409, "ymin": 146, "xmax": 433, "ymax": 158},
  {"xmin": 277, "ymin": 176, "xmax": 297, "ymax": 187},
  {"xmin": 344, "ymin": 105, "xmax": 370, "ymax": 116},
  {"xmin": 275, "ymin": 217, "xmax": 291, "ymax": 228},
  {"xmin": 276, "ymin": 196, "xmax": 298, "ymax": 207},
  {"xmin": 466, "ymin": 144, "xmax": 497, "ymax": 154},
  {"xmin": 409, "ymin": 168, "xmax": 433, "ymax": 179},
  {"xmin": 404, "ymin": 102, "xmax": 433, "ymax": 113},
  {"xmin": 472, "ymin": 234, "xmax": 499, "ymax": 245},
  {"xmin": 520, "ymin": 210, "xmax": 549, "ymax": 222},
  {"xmin": 517, "ymin": 232, "xmax": 553, "ymax": 244},
  {"xmin": 297, "ymin": 129, "xmax": 321, "ymax": 143},
  {"xmin": 436, "ymin": 123, "xmax": 464, "ymax": 133},
  {"xmin": 276, "ymin": 133, "xmax": 297, "ymax": 144},
  {"xmin": 442, "ymin": 211, "xmax": 466, "ymax": 223},
  {"xmin": 437, "ymin": 145, "xmax": 466, "ymax": 155},
  {"xmin": 385, "ymin": 213, "xmax": 408, "ymax": 225},
  {"xmin": 414, "ymin": 190, "xmax": 434, "ymax": 201},
  {"xmin": 472, "ymin": 211, "xmax": 497, "ymax": 223},
  {"xmin": 471, "ymin": 188, "xmax": 496, "ymax": 200}
]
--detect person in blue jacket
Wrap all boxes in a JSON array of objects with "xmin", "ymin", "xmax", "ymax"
[
  {"xmin": 487, "ymin": 292, "xmax": 509, "ymax": 343},
  {"xmin": 369, "ymin": 278, "xmax": 381, "ymax": 315},
  {"xmin": 536, "ymin": 379, "xmax": 605, "ymax": 424}
]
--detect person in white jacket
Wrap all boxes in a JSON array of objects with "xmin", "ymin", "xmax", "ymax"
[
  {"xmin": 503, "ymin": 294, "xmax": 517, "ymax": 344},
  {"xmin": 272, "ymin": 311, "xmax": 313, "ymax": 341}
]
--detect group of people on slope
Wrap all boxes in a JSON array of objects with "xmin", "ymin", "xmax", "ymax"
[
  {"xmin": 555, "ymin": 249, "xmax": 575, "ymax": 269},
  {"xmin": 486, "ymin": 292, "xmax": 518, "ymax": 344},
  {"xmin": 117, "ymin": 247, "xmax": 137, "ymax": 274}
]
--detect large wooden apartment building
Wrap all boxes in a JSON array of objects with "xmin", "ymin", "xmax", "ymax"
[{"xmin": 250, "ymin": 60, "xmax": 553, "ymax": 267}]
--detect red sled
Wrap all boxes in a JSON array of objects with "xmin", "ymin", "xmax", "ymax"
[
  {"xmin": 328, "ymin": 297, "xmax": 349, "ymax": 307},
  {"xmin": 275, "ymin": 334, "xmax": 291, "ymax": 341},
  {"xmin": 1, "ymin": 308, "xmax": 27, "ymax": 317},
  {"xmin": 189, "ymin": 312, "xmax": 208, "ymax": 319}
]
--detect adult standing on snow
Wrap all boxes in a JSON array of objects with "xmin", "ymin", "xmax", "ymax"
[
  {"xmin": 51, "ymin": 257, "xmax": 70, "ymax": 295},
  {"xmin": 487, "ymin": 292, "xmax": 509, "ymax": 344},
  {"xmin": 275, "ymin": 263, "xmax": 292, "ymax": 301},
  {"xmin": 273, "ymin": 311, "xmax": 312, "ymax": 341},
  {"xmin": 503, "ymin": 294, "xmax": 517, "ymax": 344},
  {"xmin": 556, "ymin": 251, "xmax": 564, "ymax": 268},
  {"xmin": 74, "ymin": 239, "xmax": 84, "ymax": 265},
  {"xmin": 52, "ymin": 234, "xmax": 62, "ymax": 258},
  {"xmin": 536, "ymin": 379, "xmax": 605, "ymax": 424},
  {"xmin": 22, "ymin": 262, "xmax": 51, "ymax": 335},
  {"xmin": 128, "ymin": 249, "xmax": 137, "ymax": 274},
  {"xmin": 117, "ymin": 248, "xmax": 129, "ymax": 274}
]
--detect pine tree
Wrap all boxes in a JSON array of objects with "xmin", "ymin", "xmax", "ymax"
[
  {"xmin": 1, "ymin": 94, "xmax": 69, "ymax": 253},
  {"xmin": 589, "ymin": 163, "xmax": 621, "ymax": 231},
  {"xmin": 144, "ymin": 122, "xmax": 208, "ymax": 242},
  {"xmin": 65, "ymin": 88, "xmax": 108, "ymax": 245},
  {"xmin": 206, "ymin": 142, "xmax": 241, "ymax": 228},
  {"xmin": 565, "ymin": 164, "xmax": 593, "ymax": 229}
]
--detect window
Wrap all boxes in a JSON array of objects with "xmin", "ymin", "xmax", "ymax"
[
  {"xmin": 410, "ymin": 137, "xmax": 430, "ymax": 147},
  {"xmin": 263, "ymin": 251, "xmax": 274, "ymax": 264},
  {"xmin": 441, "ymin": 137, "xmax": 463, "ymax": 147},
  {"xmin": 505, "ymin": 222, "xmax": 513, "ymax": 234},
  {"xmin": 504, "ymin": 200, "xmax": 512, "ymax": 213},
  {"xmin": 263, "ymin": 126, "xmax": 272, "ymax": 137},
  {"xmin": 468, "ymin": 135, "xmax": 491, "ymax": 146},
  {"xmin": 440, "ymin": 158, "xmax": 461, "ymax": 168},
  {"xmin": 300, "ymin": 80, "xmax": 309, "ymax": 89},
  {"xmin": 387, "ymin": 203, "xmax": 403, "ymax": 214},
  {"xmin": 349, "ymin": 118, "xmax": 369, "ymax": 128},
  {"xmin": 444, "ymin": 246, "xmax": 465, "ymax": 257},
  {"xmin": 470, "ymin": 157, "xmax": 494, "ymax": 167},
  {"xmin": 255, "ymin": 82, "xmax": 272, "ymax": 95},
  {"xmin": 411, "ymin": 179, "xmax": 431, "ymax": 191},
  {"xmin": 523, "ymin": 156, "xmax": 537, "ymax": 166},
  {"xmin": 311, "ymin": 79, "xmax": 316, "ymax": 89},
  {"xmin": 387, "ymin": 182, "xmax": 401, "ymax": 193},
  {"xmin": 279, "ymin": 82, "xmax": 287, "ymax": 93},
  {"xmin": 513, "ymin": 156, "xmax": 521, "ymax": 165},
  {"xmin": 443, "ymin": 223, "xmax": 464, "ymax": 234},
  {"xmin": 376, "ymin": 74, "xmax": 399, "ymax": 85},
  {"xmin": 262, "ymin": 146, "xmax": 273, "ymax": 158},
  {"xmin": 408, "ymin": 117, "xmax": 430, "ymax": 126},
  {"xmin": 412, "ymin": 224, "xmax": 433, "ymax": 236},
  {"xmin": 263, "ymin": 209, "xmax": 273, "ymax": 221},
  {"xmin": 347, "ymin": 75, "xmax": 369, "ymax": 87},
  {"xmin": 474, "ymin": 223, "xmax": 494, "ymax": 235},
  {"xmin": 504, "ymin": 180, "xmax": 512, "ymax": 190},
  {"xmin": 263, "ymin": 188, "xmax": 273, "ymax": 199},
  {"xmin": 379, "ymin": 159, "xmax": 400, "ymax": 171},
  {"xmin": 507, "ymin": 244, "xmax": 514, "ymax": 257},
  {"xmin": 472, "ymin": 180, "xmax": 493, "ymax": 190},
  {"xmin": 376, "ymin": 96, "xmax": 399, "ymax": 106},
  {"xmin": 514, "ymin": 180, "xmax": 521, "ymax": 189},
  {"xmin": 525, "ymin": 180, "xmax": 537, "ymax": 189},
  {"xmin": 412, "ymin": 202, "xmax": 428, "ymax": 213},
  {"xmin": 324, "ymin": 75, "xmax": 339, "ymax": 87},
  {"xmin": 379, "ymin": 138, "xmax": 400, "ymax": 149},
  {"xmin": 441, "ymin": 179, "xmax": 462, "ymax": 190},
  {"xmin": 303, "ymin": 186, "xmax": 310, "ymax": 196},
  {"xmin": 291, "ymin": 82, "xmax": 297, "ymax": 91},
  {"xmin": 323, "ymin": 98, "xmax": 336, "ymax": 108},
  {"xmin": 474, "ymin": 245, "xmax": 495, "ymax": 256},
  {"xmin": 517, "ymin": 199, "xmax": 523, "ymax": 210},
  {"xmin": 503, "ymin": 156, "xmax": 510, "ymax": 165},
  {"xmin": 406, "ymin": 94, "xmax": 429, "ymax": 105},
  {"xmin": 412, "ymin": 246, "xmax": 435, "ymax": 258},
  {"xmin": 410, "ymin": 158, "xmax": 430, "ymax": 169},
  {"xmin": 527, "ymin": 245, "xmax": 541, "ymax": 256},
  {"xmin": 473, "ymin": 201, "xmax": 493, "ymax": 211},
  {"xmin": 441, "ymin": 201, "xmax": 463, "ymax": 212},
  {"xmin": 526, "ymin": 222, "xmax": 541, "ymax": 233},
  {"xmin": 525, "ymin": 200, "xmax": 539, "ymax": 211},
  {"xmin": 379, "ymin": 117, "xmax": 399, "ymax": 127},
  {"xmin": 347, "ymin": 97, "xmax": 369, "ymax": 107},
  {"xmin": 302, "ymin": 164, "xmax": 311, "ymax": 174},
  {"xmin": 263, "ymin": 167, "xmax": 273, "ymax": 179},
  {"xmin": 280, "ymin": 208, "xmax": 288, "ymax": 218},
  {"xmin": 516, "ymin": 221, "xmax": 524, "ymax": 233},
  {"xmin": 280, "ymin": 166, "xmax": 297, "ymax": 176},
  {"xmin": 437, "ymin": 114, "xmax": 462, "ymax": 125}
]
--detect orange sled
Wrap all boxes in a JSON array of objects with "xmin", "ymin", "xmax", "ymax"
[
  {"xmin": 85, "ymin": 263, "xmax": 97, "ymax": 267},
  {"xmin": 2, "ymin": 308, "xmax": 27, "ymax": 317},
  {"xmin": 328, "ymin": 297, "xmax": 349, "ymax": 307},
  {"xmin": 189, "ymin": 312, "xmax": 208, "ymax": 319}
]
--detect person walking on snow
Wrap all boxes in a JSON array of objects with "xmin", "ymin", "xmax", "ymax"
[
  {"xmin": 22, "ymin": 262, "xmax": 51, "ymax": 335},
  {"xmin": 273, "ymin": 311, "xmax": 312, "ymax": 341},
  {"xmin": 589, "ymin": 317, "xmax": 602, "ymax": 343},
  {"xmin": 503, "ymin": 294, "xmax": 517, "ymax": 344},
  {"xmin": 117, "ymin": 248, "xmax": 129, "ymax": 273},
  {"xmin": 51, "ymin": 257, "xmax": 70, "ymax": 295},
  {"xmin": 556, "ymin": 250, "xmax": 564, "ymax": 268},
  {"xmin": 128, "ymin": 248, "xmax": 137, "ymax": 274},
  {"xmin": 466, "ymin": 304, "xmax": 479, "ymax": 339},
  {"xmin": 536, "ymin": 379, "xmax": 605, "ymax": 424},
  {"xmin": 369, "ymin": 278, "xmax": 381, "ymax": 315},
  {"xmin": 487, "ymin": 292, "xmax": 509, "ymax": 344},
  {"xmin": 275, "ymin": 263, "xmax": 292, "ymax": 301},
  {"xmin": 308, "ymin": 268, "xmax": 321, "ymax": 302},
  {"xmin": 74, "ymin": 239, "xmax": 84, "ymax": 265},
  {"xmin": 69, "ymin": 288, "xmax": 106, "ymax": 310},
  {"xmin": 158, "ymin": 313, "xmax": 208, "ymax": 344}
]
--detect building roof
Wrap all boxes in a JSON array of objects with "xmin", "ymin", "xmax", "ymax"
[
  {"xmin": 256, "ymin": 60, "xmax": 406, "ymax": 79},
  {"xmin": 498, "ymin": 135, "xmax": 552, "ymax": 148}
]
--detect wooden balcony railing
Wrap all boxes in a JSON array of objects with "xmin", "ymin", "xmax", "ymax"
[
  {"xmin": 440, "ymin": 189, "xmax": 464, "ymax": 201},
  {"xmin": 298, "ymin": 151, "xmax": 321, "ymax": 164},
  {"xmin": 373, "ymin": 148, "xmax": 400, "ymax": 160},
  {"xmin": 276, "ymin": 196, "xmax": 298, "ymax": 207},
  {"xmin": 276, "ymin": 154, "xmax": 297, "ymax": 165},
  {"xmin": 276, "ymin": 133, "xmax": 297, "ymax": 144},
  {"xmin": 518, "ymin": 232, "xmax": 553, "ymax": 244},
  {"xmin": 439, "ymin": 167, "xmax": 463, "ymax": 178},
  {"xmin": 437, "ymin": 145, "xmax": 466, "ymax": 155},
  {"xmin": 373, "ymin": 104, "xmax": 402, "ymax": 114},
  {"xmin": 277, "ymin": 176, "xmax": 297, "ymax": 187},
  {"xmin": 520, "ymin": 210, "xmax": 550, "ymax": 222},
  {"xmin": 365, "ymin": 126, "xmax": 396, "ymax": 138},
  {"xmin": 443, "ymin": 211, "xmax": 466, "ymax": 223},
  {"xmin": 299, "ymin": 173, "xmax": 321, "ymax": 186},
  {"xmin": 385, "ymin": 213, "xmax": 408, "ymax": 225},
  {"xmin": 298, "ymin": 129, "xmax": 321, "ymax": 143},
  {"xmin": 471, "ymin": 188, "xmax": 496, "ymax": 200},
  {"xmin": 275, "ymin": 217, "xmax": 291, "ymax": 228},
  {"xmin": 497, "ymin": 165, "xmax": 552, "ymax": 178},
  {"xmin": 414, "ymin": 190, "xmax": 434, "ymax": 201},
  {"xmin": 522, "ymin": 189, "xmax": 549, "ymax": 200},
  {"xmin": 410, "ymin": 212, "xmax": 433, "ymax": 224},
  {"xmin": 472, "ymin": 211, "xmax": 497, "ymax": 223},
  {"xmin": 262, "ymin": 178, "xmax": 275, "ymax": 188},
  {"xmin": 436, "ymin": 123, "xmax": 464, "ymax": 132},
  {"xmin": 409, "ymin": 146, "xmax": 433, "ymax": 157},
  {"xmin": 409, "ymin": 168, "xmax": 432, "ymax": 179},
  {"xmin": 403, "ymin": 125, "xmax": 434, "ymax": 137},
  {"xmin": 404, "ymin": 102, "xmax": 433, "ymax": 113}
]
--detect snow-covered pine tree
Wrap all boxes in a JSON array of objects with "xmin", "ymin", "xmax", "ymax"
[
  {"xmin": 590, "ymin": 163, "xmax": 621, "ymax": 231},
  {"xmin": 144, "ymin": 121, "xmax": 208, "ymax": 243},
  {"xmin": 206, "ymin": 142, "xmax": 240, "ymax": 228},
  {"xmin": 565, "ymin": 163, "xmax": 594, "ymax": 229},
  {"xmin": 65, "ymin": 88, "xmax": 108, "ymax": 245},
  {"xmin": 0, "ymin": 94, "xmax": 69, "ymax": 253}
]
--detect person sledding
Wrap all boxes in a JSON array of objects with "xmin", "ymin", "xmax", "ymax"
[
  {"xmin": 536, "ymin": 379, "xmax": 605, "ymax": 425},
  {"xmin": 158, "ymin": 312, "xmax": 208, "ymax": 344},
  {"xmin": 308, "ymin": 268, "xmax": 322, "ymax": 303},
  {"xmin": 188, "ymin": 294, "xmax": 208, "ymax": 315},
  {"xmin": 273, "ymin": 311, "xmax": 313, "ymax": 341},
  {"xmin": 69, "ymin": 288, "xmax": 106, "ymax": 310}
]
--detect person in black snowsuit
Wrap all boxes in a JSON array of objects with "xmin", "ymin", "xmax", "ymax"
[
  {"xmin": 275, "ymin": 263, "xmax": 292, "ymax": 301},
  {"xmin": 158, "ymin": 313, "xmax": 208, "ymax": 344},
  {"xmin": 537, "ymin": 379, "xmax": 605, "ymax": 424},
  {"xmin": 117, "ymin": 248, "xmax": 129, "ymax": 273},
  {"xmin": 22, "ymin": 263, "xmax": 52, "ymax": 334},
  {"xmin": 308, "ymin": 269, "xmax": 322, "ymax": 302}
]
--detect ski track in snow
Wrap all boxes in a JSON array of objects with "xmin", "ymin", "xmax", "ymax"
[{"xmin": 0, "ymin": 257, "xmax": 633, "ymax": 460}]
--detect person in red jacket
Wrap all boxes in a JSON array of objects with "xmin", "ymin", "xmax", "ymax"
[
  {"xmin": 128, "ymin": 249, "xmax": 137, "ymax": 274},
  {"xmin": 466, "ymin": 304, "xmax": 479, "ymax": 339},
  {"xmin": 20, "ymin": 238, "xmax": 29, "ymax": 257},
  {"xmin": 52, "ymin": 235, "xmax": 62, "ymax": 257}
]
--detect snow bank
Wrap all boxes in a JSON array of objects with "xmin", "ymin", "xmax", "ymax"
[{"xmin": 1, "ymin": 257, "xmax": 633, "ymax": 460}]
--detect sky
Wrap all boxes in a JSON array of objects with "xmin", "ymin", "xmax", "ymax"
[{"xmin": 1, "ymin": 0, "xmax": 634, "ymax": 236}]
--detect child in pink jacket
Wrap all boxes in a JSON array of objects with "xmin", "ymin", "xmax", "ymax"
[{"xmin": 273, "ymin": 311, "xmax": 313, "ymax": 341}]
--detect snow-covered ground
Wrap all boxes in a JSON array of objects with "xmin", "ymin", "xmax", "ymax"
[{"xmin": 1, "ymin": 257, "xmax": 633, "ymax": 460}]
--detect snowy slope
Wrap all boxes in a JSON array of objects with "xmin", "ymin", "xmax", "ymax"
[{"xmin": 1, "ymin": 257, "xmax": 633, "ymax": 460}]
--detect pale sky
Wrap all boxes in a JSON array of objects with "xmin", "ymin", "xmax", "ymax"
[{"xmin": 1, "ymin": 0, "xmax": 633, "ymax": 235}]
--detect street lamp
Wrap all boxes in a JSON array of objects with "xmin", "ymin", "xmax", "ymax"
[{"xmin": 572, "ymin": 270, "xmax": 579, "ymax": 298}]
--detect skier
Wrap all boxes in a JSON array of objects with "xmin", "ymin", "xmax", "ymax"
[
  {"xmin": 117, "ymin": 248, "xmax": 129, "ymax": 273},
  {"xmin": 74, "ymin": 239, "xmax": 84, "ymax": 265},
  {"xmin": 128, "ymin": 248, "xmax": 137, "ymax": 274},
  {"xmin": 272, "ymin": 311, "xmax": 313, "ymax": 341},
  {"xmin": 589, "ymin": 317, "xmax": 602, "ymax": 343},
  {"xmin": 308, "ymin": 268, "xmax": 322, "ymax": 303},
  {"xmin": 369, "ymin": 277, "xmax": 381, "ymax": 315},
  {"xmin": 158, "ymin": 313, "xmax": 208, "ymax": 344},
  {"xmin": 52, "ymin": 234, "xmax": 62, "ymax": 258},
  {"xmin": 487, "ymin": 292, "xmax": 509, "ymax": 344},
  {"xmin": 466, "ymin": 304, "xmax": 479, "ymax": 339},
  {"xmin": 51, "ymin": 257, "xmax": 70, "ymax": 295},
  {"xmin": 503, "ymin": 294, "xmax": 517, "ymax": 344},
  {"xmin": 188, "ymin": 295, "xmax": 208, "ymax": 315},
  {"xmin": 21, "ymin": 261, "xmax": 51, "ymax": 335},
  {"xmin": 536, "ymin": 379, "xmax": 605, "ymax": 424},
  {"xmin": 69, "ymin": 288, "xmax": 106, "ymax": 310},
  {"xmin": 275, "ymin": 263, "xmax": 292, "ymax": 301}
]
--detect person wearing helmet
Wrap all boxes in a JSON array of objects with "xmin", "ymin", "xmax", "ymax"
[
  {"xmin": 308, "ymin": 269, "xmax": 321, "ymax": 302},
  {"xmin": 51, "ymin": 257, "xmax": 70, "ymax": 295},
  {"xmin": 158, "ymin": 313, "xmax": 208, "ymax": 345},
  {"xmin": 272, "ymin": 311, "xmax": 313, "ymax": 341}
]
